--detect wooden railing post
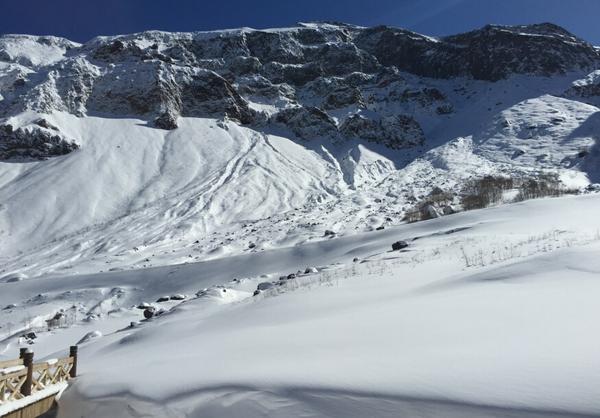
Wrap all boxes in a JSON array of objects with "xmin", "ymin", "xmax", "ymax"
[
  {"xmin": 69, "ymin": 345, "xmax": 78, "ymax": 378},
  {"xmin": 19, "ymin": 347, "xmax": 28, "ymax": 359},
  {"xmin": 21, "ymin": 351, "xmax": 34, "ymax": 396}
]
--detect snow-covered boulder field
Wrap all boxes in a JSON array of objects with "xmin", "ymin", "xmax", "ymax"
[{"xmin": 2, "ymin": 194, "xmax": 600, "ymax": 417}]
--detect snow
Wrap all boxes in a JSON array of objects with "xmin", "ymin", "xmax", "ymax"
[
  {"xmin": 0, "ymin": 365, "xmax": 24, "ymax": 374},
  {"xmin": 0, "ymin": 35, "xmax": 78, "ymax": 67},
  {"xmin": 2, "ymin": 23, "xmax": 600, "ymax": 417},
  {"xmin": 0, "ymin": 382, "xmax": 67, "ymax": 416},
  {"xmin": 2, "ymin": 194, "xmax": 600, "ymax": 417},
  {"xmin": 2, "ymin": 73, "xmax": 600, "ymax": 279}
]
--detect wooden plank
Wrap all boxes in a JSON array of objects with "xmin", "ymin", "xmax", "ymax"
[
  {"xmin": 2, "ymin": 394, "xmax": 57, "ymax": 418},
  {"xmin": 0, "ymin": 360, "xmax": 23, "ymax": 370},
  {"xmin": 30, "ymin": 363, "xmax": 49, "ymax": 373},
  {"xmin": 0, "ymin": 369, "xmax": 27, "ymax": 383},
  {"xmin": 0, "ymin": 374, "xmax": 25, "ymax": 403},
  {"xmin": 53, "ymin": 357, "xmax": 73, "ymax": 367},
  {"xmin": 0, "ymin": 350, "xmax": 74, "ymax": 414}
]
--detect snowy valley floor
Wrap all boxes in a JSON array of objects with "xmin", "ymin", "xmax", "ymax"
[{"xmin": 2, "ymin": 194, "xmax": 600, "ymax": 417}]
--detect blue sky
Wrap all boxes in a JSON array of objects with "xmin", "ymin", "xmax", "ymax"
[{"xmin": 3, "ymin": 0, "xmax": 600, "ymax": 44}]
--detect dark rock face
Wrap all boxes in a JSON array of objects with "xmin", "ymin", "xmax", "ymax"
[
  {"xmin": 272, "ymin": 106, "xmax": 337, "ymax": 139},
  {"xmin": 180, "ymin": 70, "xmax": 255, "ymax": 123},
  {"xmin": 340, "ymin": 114, "xmax": 425, "ymax": 149},
  {"xmin": 0, "ymin": 124, "xmax": 79, "ymax": 161},
  {"xmin": 355, "ymin": 23, "xmax": 599, "ymax": 81},
  {"xmin": 443, "ymin": 24, "xmax": 599, "ymax": 81},
  {"xmin": 154, "ymin": 111, "xmax": 178, "ymax": 130},
  {"xmin": 323, "ymin": 87, "xmax": 364, "ymax": 109}
]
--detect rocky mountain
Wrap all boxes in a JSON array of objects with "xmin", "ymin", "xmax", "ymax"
[
  {"xmin": 1, "ymin": 22, "xmax": 598, "ymax": 158},
  {"xmin": 1, "ymin": 22, "xmax": 600, "ymax": 278}
]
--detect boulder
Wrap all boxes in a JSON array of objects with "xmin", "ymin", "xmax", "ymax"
[
  {"xmin": 392, "ymin": 240, "xmax": 409, "ymax": 251},
  {"xmin": 257, "ymin": 282, "xmax": 274, "ymax": 291},
  {"xmin": 143, "ymin": 308, "xmax": 155, "ymax": 319}
]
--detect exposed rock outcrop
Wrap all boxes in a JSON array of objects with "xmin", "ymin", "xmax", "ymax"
[
  {"xmin": 272, "ymin": 106, "xmax": 337, "ymax": 139},
  {"xmin": 340, "ymin": 113, "xmax": 425, "ymax": 149},
  {"xmin": 1, "ymin": 22, "xmax": 597, "ymax": 156},
  {"xmin": 0, "ymin": 123, "xmax": 79, "ymax": 160}
]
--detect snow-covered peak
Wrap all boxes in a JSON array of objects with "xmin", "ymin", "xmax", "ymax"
[{"xmin": 0, "ymin": 34, "xmax": 80, "ymax": 67}]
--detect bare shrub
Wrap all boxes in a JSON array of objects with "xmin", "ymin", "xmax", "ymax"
[
  {"xmin": 513, "ymin": 174, "xmax": 565, "ymax": 202},
  {"xmin": 460, "ymin": 175, "xmax": 514, "ymax": 210},
  {"xmin": 403, "ymin": 207, "xmax": 422, "ymax": 223},
  {"xmin": 403, "ymin": 187, "xmax": 453, "ymax": 223}
]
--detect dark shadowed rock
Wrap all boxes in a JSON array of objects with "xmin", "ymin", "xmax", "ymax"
[
  {"xmin": 356, "ymin": 23, "xmax": 599, "ymax": 81},
  {"xmin": 340, "ymin": 114, "xmax": 424, "ymax": 149},
  {"xmin": 180, "ymin": 70, "xmax": 255, "ymax": 123},
  {"xmin": 323, "ymin": 87, "xmax": 364, "ymax": 109},
  {"xmin": 0, "ymin": 124, "xmax": 79, "ymax": 161},
  {"xmin": 257, "ymin": 282, "xmax": 274, "ymax": 291},
  {"xmin": 392, "ymin": 241, "xmax": 409, "ymax": 251},
  {"xmin": 272, "ymin": 106, "xmax": 337, "ymax": 139},
  {"xmin": 154, "ymin": 111, "xmax": 178, "ymax": 130},
  {"xmin": 143, "ymin": 307, "xmax": 156, "ymax": 319}
]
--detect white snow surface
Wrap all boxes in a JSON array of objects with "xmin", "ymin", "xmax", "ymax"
[
  {"xmin": 1, "ymin": 26, "xmax": 600, "ymax": 417},
  {"xmin": 2, "ymin": 194, "xmax": 600, "ymax": 417},
  {"xmin": 1, "ymin": 72, "xmax": 600, "ymax": 279},
  {"xmin": 0, "ymin": 35, "xmax": 78, "ymax": 67}
]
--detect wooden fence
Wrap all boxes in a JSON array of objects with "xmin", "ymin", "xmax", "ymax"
[{"xmin": 0, "ymin": 346, "xmax": 77, "ymax": 407}]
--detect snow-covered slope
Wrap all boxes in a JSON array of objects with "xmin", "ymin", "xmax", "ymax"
[
  {"xmin": 1, "ymin": 22, "xmax": 600, "ymax": 279},
  {"xmin": 2, "ymin": 194, "xmax": 600, "ymax": 417},
  {"xmin": 2, "ymin": 21, "xmax": 600, "ymax": 418}
]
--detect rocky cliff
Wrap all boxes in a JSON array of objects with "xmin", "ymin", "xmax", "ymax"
[{"xmin": 0, "ymin": 22, "xmax": 598, "ymax": 160}]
